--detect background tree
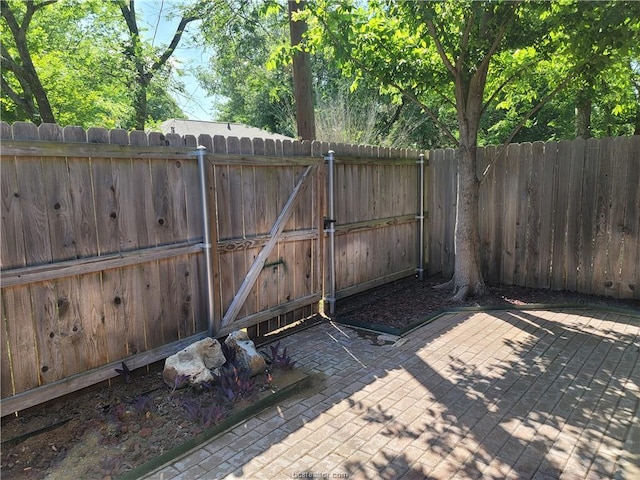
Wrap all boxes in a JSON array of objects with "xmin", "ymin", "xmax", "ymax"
[
  {"xmin": 300, "ymin": 0, "xmax": 639, "ymax": 299},
  {"xmin": 195, "ymin": 0, "xmax": 296, "ymax": 135},
  {"xmin": 1, "ymin": 0, "xmax": 196, "ymax": 129},
  {"xmin": 1, "ymin": 0, "xmax": 142, "ymax": 127},
  {"xmin": 1, "ymin": 0, "xmax": 57, "ymax": 124},
  {"xmin": 117, "ymin": 0, "xmax": 206, "ymax": 130},
  {"xmin": 288, "ymin": 0, "xmax": 315, "ymax": 139},
  {"xmin": 480, "ymin": 1, "xmax": 640, "ymax": 142},
  {"xmin": 196, "ymin": 0, "xmax": 438, "ymax": 147}
]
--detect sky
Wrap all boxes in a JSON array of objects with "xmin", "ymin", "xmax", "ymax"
[{"xmin": 137, "ymin": 1, "xmax": 219, "ymax": 121}]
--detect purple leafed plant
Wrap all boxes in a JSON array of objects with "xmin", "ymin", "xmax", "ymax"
[
  {"xmin": 114, "ymin": 362, "xmax": 132, "ymax": 383},
  {"xmin": 170, "ymin": 374, "xmax": 191, "ymax": 393},
  {"xmin": 131, "ymin": 394, "xmax": 153, "ymax": 417},
  {"xmin": 200, "ymin": 404, "xmax": 228, "ymax": 427},
  {"xmin": 181, "ymin": 398, "xmax": 228, "ymax": 427},
  {"xmin": 264, "ymin": 342, "xmax": 296, "ymax": 371},
  {"xmin": 211, "ymin": 364, "xmax": 257, "ymax": 404},
  {"xmin": 181, "ymin": 398, "xmax": 202, "ymax": 423}
]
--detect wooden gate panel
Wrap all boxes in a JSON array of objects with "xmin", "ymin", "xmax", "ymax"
[
  {"xmin": 217, "ymin": 165, "xmax": 317, "ymax": 335},
  {"xmin": 206, "ymin": 138, "xmax": 323, "ymax": 337},
  {"xmin": 332, "ymin": 157, "xmax": 421, "ymax": 300}
]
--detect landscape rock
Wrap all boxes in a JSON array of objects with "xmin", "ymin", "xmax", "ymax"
[
  {"xmin": 162, "ymin": 337, "xmax": 226, "ymax": 388},
  {"xmin": 377, "ymin": 333, "xmax": 400, "ymax": 344},
  {"xmin": 225, "ymin": 330, "xmax": 266, "ymax": 376}
]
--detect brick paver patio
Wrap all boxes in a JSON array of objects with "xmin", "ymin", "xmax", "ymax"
[{"xmin": 143, "ymin": 308, "xmax": 639, "ymax": 480}]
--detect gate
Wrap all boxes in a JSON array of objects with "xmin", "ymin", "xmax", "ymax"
[
  {"xmin": 202, "ymin": 136, "xmax": 325, "ymax": 337},
  {"xmin": 325, "ymin": 146, "xmax": 425, "ymax": 312}
]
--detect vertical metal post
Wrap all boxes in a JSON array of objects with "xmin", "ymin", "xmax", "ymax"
[
  {"xmin": 417, "ymin": 153, "xmax": 425, "ymax": 280},
  {"xmin": 326, "ymin": 150, "xmax": 336, "ymax": 314},
  {"xmin": 197, "ymin": 146, "xmax": 215, "ymax": 336}
]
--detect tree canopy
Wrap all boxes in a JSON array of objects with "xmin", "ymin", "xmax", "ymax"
[
  {"xmin": 298, "ymin": 0, "xmax": 639, "ymax": 147},
  {"xmin": 1, "ymin": 0, "xmax": 638, "ymax": 141},
  {"xmin": 291, "ymin": 0, "xmax": 639, "ymax": 299},
  {"xmin": 0, "ymin": 0, "xmax": 196, "ymax": 129}
]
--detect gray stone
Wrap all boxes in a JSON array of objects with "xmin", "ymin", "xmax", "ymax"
[
  {"xmin": 162, "ymin": 337, "xmax": 226, "ymax": 388},
  {"xmin": 224, "ymin": 330, "xmax": 266, "ymax": 376},
  {"xmin": 377, "ymin": 333, "xmax": 400, "ymax": 344}
]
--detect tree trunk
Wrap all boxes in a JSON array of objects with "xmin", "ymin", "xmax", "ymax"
[
  {"xmin": 28, "ymin": 70, "xmax": 55, "ymax": 124},
  {"xmin": 132, "ymin": 78, "xmax": 148, "ymax": 131},
  {"xmin": 450, "ymin": 142, "xmax": 486, "ymax": 300},
  {"xmin": 575, "ymin": 89, "xmax": 591, "ymax": 139},
  {"xmin": 439, "ymin": 65, "xmax": 487, "ymax": 300},
  {"xmin": 288, "ymin": 0, "xmax": 316, "ymax": 140}
]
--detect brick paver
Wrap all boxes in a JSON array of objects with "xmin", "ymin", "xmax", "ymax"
[{"xmin": 143, "ymin": 309, "xmax": 639, "ymax": 480}]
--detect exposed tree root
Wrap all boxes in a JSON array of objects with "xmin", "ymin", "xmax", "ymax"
[
  {"xmin": 434, "ymin": 278, "xmax": 454, "ymax": 291},
  {"xmin": 434, "ymin": 277, "xmax": 488, "ymax": 302},
  {"xmin": 451, "ymin": 285, "xmax": 471, "ymax": 302}
]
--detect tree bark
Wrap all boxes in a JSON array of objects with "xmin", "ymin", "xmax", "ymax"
[
  {"xmin": 451, "ymin": 143, "xmax": 486, "ymax": 300},
  {"xmin": 132, "ymin": 77, "xmax": 148, "ymax": 132},
  {"xmin": 443, "ymin": 31, "xmax": 491, "ymax": 300},
  {"xmin": 288, "ymin": 0, "xmax": 316, "ymax": 140},
  {"xmin": 575, "ymin": 89, "xmax": 591, "ymax": 139}
]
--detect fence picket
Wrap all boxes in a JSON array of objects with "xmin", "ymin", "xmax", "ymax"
[
  {"xmin": 428, "ymin": 148, "xmax": 443, "ymax": 275},
  {"xmin": 619, "ymin": 136, "xmax": 640, "ymax": 299},
  {"xmin": 577, "ymin": 138, "xmax": 600, "ymax": 293},
  {"xmin": 549, "ymin": 140, "xmax": 572, "ymax": 289},
  {"xmin": 487, "ymin": 146, "xmax": 504, "ymax": 284},
  {"xmin": 524, "ymin": 142, "xmax": 544, "ymax": 287},
  {"xmin": 605, "ymin": 137, "xmax": 630, "ymax": 297},
  {"xmin": 1, "ymin": 286, "xmax": 39, "ymax": 394},
  {"xmin": 536, "ymin": 141, "xmax": 557, "ymax": 289},
  {"xmin": 64, "ymin": 126, "xmax": 98, "ymax": 259},
  {"xmin": 442, "ymin": 148, "xmax": 456, "ymax": 277},
  {"xmin": 502, "ymin": 144, "xmax": 520, "ymax": 285},
  {"xmin": 1, "ymin": 156, "xmax": 26, "ymax": 269},
  {"xmin": 565, "ymin": 138, "xmax": 586, "ymax": 292},
  {"xmin": 129, "ymin": 131, "xmax": 159, "ymax": 350},
  {"xmin": 16, "ymin": 154, "xmax": 51, "ymax": 265},
  {"xmin": 514, "ymin": 142, "xmax": 532, "ymax": 286}
]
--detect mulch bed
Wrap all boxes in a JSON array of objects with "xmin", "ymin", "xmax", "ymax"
[
  {"xmin": 334, "ymin": 275, "xmax": 640, "ymax": 332},
  {"xmin": 1, "ymin": 359, "xmax": 306, "ymax": 480}
]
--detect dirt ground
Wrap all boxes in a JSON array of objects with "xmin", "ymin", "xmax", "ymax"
[
  {"xmin": 1, "ymin": 357, "xmax": 300, "ymax": 480},
  {"xmin": 334, "ymin": 275, "xmax": 640, "ymax": 330},
  {"xmin": 1, "ymin": 277, "xmax": 638, "ymax": 479}
]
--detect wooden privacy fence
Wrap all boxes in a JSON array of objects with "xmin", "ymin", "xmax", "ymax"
[
  {"xmin": 1, "ymin": 123, "xmax": 207, "ymax": 413},
  {"xmin": 0, "ymin": 121, "xmax": 422, "ymax": 414},
  {"xmin": 428, "ymin": 136, "xmax": 640, "ymax": 300},
  {"xmin": 3, "ymin": 121, "xmax": 637, "ymax": 414}
]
